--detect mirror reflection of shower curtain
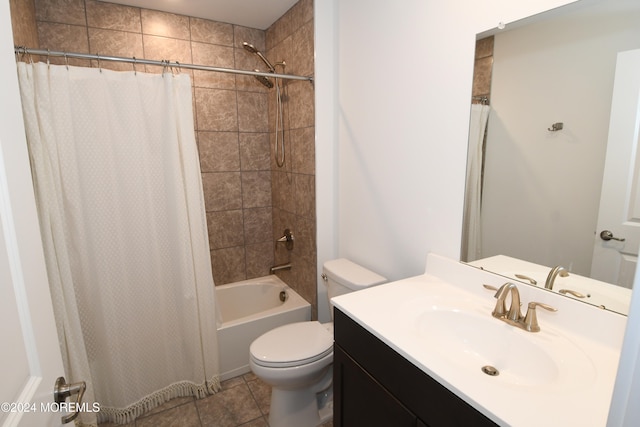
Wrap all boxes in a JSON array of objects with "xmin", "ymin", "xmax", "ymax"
[
  {"xmin": 17, "ymin": 62, "xmax": 220, "ymax": 425},
  {"xmin": 462, "ymin": 104, "xmax": 491, "ymax": 262}
]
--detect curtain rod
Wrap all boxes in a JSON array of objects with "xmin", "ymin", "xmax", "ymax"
[{"xmin": 14, "ymin": 46, "xmax": 314, "ymax": 83}]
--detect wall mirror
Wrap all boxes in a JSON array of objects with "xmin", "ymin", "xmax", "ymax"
[{"xmin": 461, "ymin": 0, "xmax": 640, "ymax": 315}]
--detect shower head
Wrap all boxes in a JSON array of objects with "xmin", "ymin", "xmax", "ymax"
[
  {"xmin": 242, "ymin": 41, "xmax": 276, "ymax": 73},
  {"xmin": 242, "ymin": 42, "xmax": 259, "ymax": 55},
  {"xmin": 253, "ymin": 70, "xmax": 274, "ymax": 88}
]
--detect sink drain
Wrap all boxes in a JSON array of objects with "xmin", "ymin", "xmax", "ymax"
[{"xmin": 481, "ymin": 365, "xmax": 499, "ymax": 376}]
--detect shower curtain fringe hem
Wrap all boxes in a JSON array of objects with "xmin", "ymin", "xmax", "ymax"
[{"xmin": 94, "ymin": 376, "xmax": 221, "ymax": 425}]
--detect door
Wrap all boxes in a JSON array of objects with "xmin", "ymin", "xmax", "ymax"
[
  {"xmin": 591, "ymin": 49, "xmax": 640, "ymax": 288},
  {"xmin": 0, "ymin": 3, "xmax": 67, "ymax": 426}
]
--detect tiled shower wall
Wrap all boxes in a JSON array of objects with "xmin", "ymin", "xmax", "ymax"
[
  {"xmin": 10, "ymin": 0, "xmax": 317, "ymax": 315},
  {"xmin": 265, "ymin": 1, "xmax": 317, "ymax": 316},
  {"xmin": 472, "ymin": 36, "xmax": 494, "ymax": 101}
]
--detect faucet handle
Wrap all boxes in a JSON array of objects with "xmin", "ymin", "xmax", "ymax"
[{"xmin": 523, "ymin": 302, "xmax": 557, "ymax": 332}]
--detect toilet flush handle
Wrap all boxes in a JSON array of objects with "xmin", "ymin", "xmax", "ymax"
[{"xmin": 321, "ymin": 273, "xmax": 328, "ymax": 281}]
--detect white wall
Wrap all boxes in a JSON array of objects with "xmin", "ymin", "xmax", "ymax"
[
  {"xmin": 315, "ymin": 2, "xmax": 640, "ymax": 425},
  {"xmin": 315, "ymin": 0, "xmax": 579, "ymax": 286},
  {"xmin": 481, "ymin": 3, "xmax": 640, "ymax": 276}
]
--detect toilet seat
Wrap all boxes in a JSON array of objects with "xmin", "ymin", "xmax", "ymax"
[{"xmin": 250, "ymin": 321, "xmax": 333, "ymax": 368}]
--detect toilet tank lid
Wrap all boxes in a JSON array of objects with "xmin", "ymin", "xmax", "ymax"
[{"xmin": 323, "ymin": 258, "xmax": 387, "ymax": 289}]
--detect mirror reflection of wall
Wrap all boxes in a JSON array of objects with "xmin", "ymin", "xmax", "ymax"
[{"xmin": 466, "ymin": 0, "xmax": 640, "ymax": 280}]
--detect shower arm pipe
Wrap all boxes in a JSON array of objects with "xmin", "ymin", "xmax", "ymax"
[{"xmin": 14, "ymin": 46, "xmax": 314, "ymax": 83}]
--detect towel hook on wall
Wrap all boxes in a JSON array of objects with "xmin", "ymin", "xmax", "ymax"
[{"xmin": 548, "ymin": 122, "xmax": 564, "ymax": 131}]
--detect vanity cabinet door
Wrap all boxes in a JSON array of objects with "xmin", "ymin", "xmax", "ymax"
[
  {"xmin": 334, "ymin": 309, "xmax": 497, "ymax": 427},
  {"xmin": 334, "ymin": 344, "xmax": 418, "ymax": 427}
]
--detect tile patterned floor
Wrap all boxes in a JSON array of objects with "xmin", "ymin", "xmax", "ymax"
[{"xmin": 98, "ymin": 372, "xmax": 334, "ymax": 427}]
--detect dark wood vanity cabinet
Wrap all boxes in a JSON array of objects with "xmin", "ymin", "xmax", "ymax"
[{"xmin": 333, "ymin": 308, "xmax": 498, "ymax": 427}]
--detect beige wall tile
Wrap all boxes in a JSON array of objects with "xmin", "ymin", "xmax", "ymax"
[
  {"xmin": 207, "ymin": 210, "xmax": 244, "ymax": 249},
  {"xmin": 190, "ymin": 17, "xmax": 233, "ymax": 46},
  {"xmin": 37, "ymin": 21, "xmax": 88, "ymax": 66},
  {"xmin": 234, "ymin": 26, "xmax": 265, "ymax": 51},
  {"xmin": 241, "ymin": 171, "xmax": 272, "ymax": 208},
  {"xmin": 266, "ymin": 0, "xmax": 316, "ymax": 314},
  {"xmin": 195, "ymin": 88, "xmax": 238, "ymax": 132},
  {"xmin": 291, "ymin": 21, "xmax": 314, "ymax": 76},
  {"xmin": 266, "ymin": 4, "xmax": 295, "ymax": 51},
  {"xmin": 294, "ymin": 174, "xmax": 315, "ymax": 218},
  {"xmin": 246, "ymin": 242, "xmax": 275, "ymax": 278},
  {"xmin": 473, "ymin": 56, "xmax": 493, "ymax": 97},
  {"xmin": 88, "ymin": 28, "xmax": 143, "ymax": 71},
  {"xmin": 10, "ymin": 0, "xmax": 39, "ymax": 47},
  {"xmin": 86, "ymin": 0, "xmax": 141, "ymax": 33},
  {"xmin": 290, "ymin": 127, "xmax": 315, "ymax": 174},
  {"xmin": 292, "ymin": 0, "xmax": 314, "ymax": 30},
  {"xmin": 239, "ymin": 133, "xmax": 270, "ymax": 171},
  {"xmin": 35, "ymin": 0, "xmax": 85, "ymax": 25},
  {"xmin": 198, "ymin": 131, "xmax": 240, "ymax": 172},
  {"xmin": 287, "ymin": 80, "xmax": 314, "ymax": 129},
  {"xmin": 142, "ymin": 34, "xmax": 192, "ymax": 73},
  {"xmin": 202, "ymin": 172, "xmax": 242, "ymax": 211},
  {"xmin": 243, "ymin": 207, "xmax": 273, "ymax": 244},
  {"xmin": 271, "ymin": 169, "xmax": 294, "ymax": 212},
  {"xmin": 237, "ymin": 91, "xmax": 269, "ymax": 132},
  {"xmin": 211, "ymin": 246, "xmax": 246, "ymax": 285},
  {"xmin": 269, "ymin": 117, "xmax": 292, "ymax": 170},
  {"xmin": 266, "ymin": 35, "xmax": 292, "ymax": 77},
  {"xmin": 140, "ymin": 8, "xmax": 189, "ymax": 40},
  {"xmin": 191, "ymin": 42, "xmax": 235, "ymax": 89},
  {"xmin": 476, "ymin": 36, "xmax": 494, "ymax": 59}
]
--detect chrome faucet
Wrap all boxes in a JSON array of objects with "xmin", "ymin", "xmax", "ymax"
[
  {"xmin": 545, "ymin": 266, "xmax": 569, "ymax": 290},
  {"xmin": 491, "ymin": 282, "xmax": 557, "ymax": 332}
]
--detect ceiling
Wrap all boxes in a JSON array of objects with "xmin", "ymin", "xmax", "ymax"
[{"xmin": 102, "ymin": 0, "xmax": 300, "ymax": 30}]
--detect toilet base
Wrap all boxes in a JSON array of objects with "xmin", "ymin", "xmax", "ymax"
[{"xmin": 267, "ymin": 368, "xmax": 333, "ymax": 427}]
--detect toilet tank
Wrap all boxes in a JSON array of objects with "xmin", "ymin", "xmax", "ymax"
[{"xmin": 322, "ymin": 258, "xmax": 387, "ymax": 304}]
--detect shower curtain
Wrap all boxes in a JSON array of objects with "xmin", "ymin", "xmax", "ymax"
[
  {"xmin": 17, "ymin": 61, "xmax": 220, "ymax": 425},
  {"xmin": 462, "ymin": 103, "xmax": 491, "ymax": 262}
]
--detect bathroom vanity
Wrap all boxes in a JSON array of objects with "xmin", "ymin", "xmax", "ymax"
[
  {"xmin": 334, "ymin": 308, "xmax": 495, "ymax": 426},
  {"xmin": 331, "ymin": 254, "xmax": 626, "ymax": 427}
]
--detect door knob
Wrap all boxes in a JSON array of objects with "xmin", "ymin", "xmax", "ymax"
[
  {"xmin": 600, "ymin": 230, "xmax": 626, "ymax": 242},
  {"xmin": 53, "ymin": 376, "xmax": 86, "ymax": 423}
]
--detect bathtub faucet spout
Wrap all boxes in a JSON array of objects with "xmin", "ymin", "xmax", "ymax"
[{"xmin": 270, "ymin": 263, "xmax": 292, "ymax": 274}]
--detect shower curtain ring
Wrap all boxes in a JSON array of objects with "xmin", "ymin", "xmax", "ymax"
[
  {"xmin": 96, "ymin": 53, "xmax": 102, "ymax": 73},
  {"xmin": 133, "ymin": 56, "xmax": 137, "ymax": 75},
  {"xmin": 64, "ymin": 53, "xmax": 69, "ymax": 70},
  {"xmin": 47, "ymin": 48, "xmax": 50, "ymax": 68},
  {"xmin": 161, "ymin": 59, "xmax": 168, "ymax": 77}
]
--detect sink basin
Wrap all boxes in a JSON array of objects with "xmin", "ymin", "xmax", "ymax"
[{"xmin": 405, "ymin": 297, "xmax": 596, "ymax": 392}]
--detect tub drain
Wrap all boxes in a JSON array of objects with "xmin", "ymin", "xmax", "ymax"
[
  {"xmin": 481, "ymin": 365, "xmax": 499, "ymax": 376},
  {"xmin": 279, "ymin": 290, "xmax": 288, "ymax": 302}
]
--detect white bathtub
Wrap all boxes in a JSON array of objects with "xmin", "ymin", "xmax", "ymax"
[{"xmin": 216, "ymin": 275, "xmax": 311, "ymax": 380}]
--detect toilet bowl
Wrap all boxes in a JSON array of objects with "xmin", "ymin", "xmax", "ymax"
[
  {"xmin": 249, "ymin": 259, "xmax": 386, "ymax": 427},
  {"xmin": 250, "ymin": 321, "xmax": 334, "ymax": 427}
]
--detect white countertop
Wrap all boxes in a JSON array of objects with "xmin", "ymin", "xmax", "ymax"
[{"xmin": 332, "ymin": 253, "xmax": 626, "ymax": 427}]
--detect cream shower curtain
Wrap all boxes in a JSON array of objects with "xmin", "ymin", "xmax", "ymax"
[
  {"xmin": 462, "ymin": 103, "xmax": 491, "ymax": 262},
  {"xmin": 17, "ymin": 62, "xmax": 220, "ymax": 425}
]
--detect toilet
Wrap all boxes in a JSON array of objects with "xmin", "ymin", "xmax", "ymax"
[{"xmin": 249, "ymin": 258, "xmax": 386, "ymax": 427}]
